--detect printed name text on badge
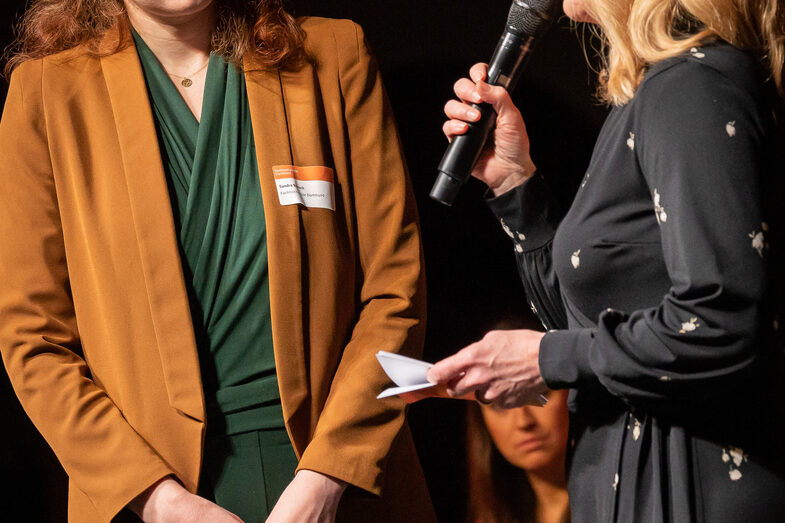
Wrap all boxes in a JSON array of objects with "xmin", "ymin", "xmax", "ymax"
[{"xmin": 272, "ymin": 165, "xmax": 335, "ymax": 210}]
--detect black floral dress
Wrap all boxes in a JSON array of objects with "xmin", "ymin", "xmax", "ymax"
[{"xmin": 488, "ymin": 43, "xmax": 785, "ymax": 522}]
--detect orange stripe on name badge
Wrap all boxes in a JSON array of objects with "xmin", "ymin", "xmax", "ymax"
[
  {"xmin": 272, "ymin": 165, "xmax": 334, "ymax": 182},
  {"xmin": 272, "ymin": 165, "xmax": 335, "ymax": 210}
]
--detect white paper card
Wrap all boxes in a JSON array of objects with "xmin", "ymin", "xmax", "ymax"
[{"xmin": 376, "ymin": 351, "xmax": 437, "ymax": 399}]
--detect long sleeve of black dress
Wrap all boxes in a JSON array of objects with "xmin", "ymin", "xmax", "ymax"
[
  {"xmin": 488, "ymin": 45, "xmax": 776, "ymax": 414},
  {"xmin": 486, "ymin": 43, "xmax": 785, "ymax": 522},
  {"xmin": 486, "ymin": 173, "xmax": 568, "ymax": 331}
]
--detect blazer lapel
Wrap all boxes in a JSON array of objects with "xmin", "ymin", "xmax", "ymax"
[
  {"xmin": 244, "ymin": 58, "xmax": 309, "ymax": 430},
  {"xmin": 100, "ymin": 31, "xmax": 205, "ymax": 422}
]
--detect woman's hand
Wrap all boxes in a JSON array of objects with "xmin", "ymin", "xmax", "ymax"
[
  {"xmin": 128, "ymin": 477, "xmax": 244, "ymax": 522},
  {"xmin": 443, "ymin": 63, "xmax": 537, "ymax": 196},
  {"xmin": 266, "ymin": 470, "xmax": 347, "ymax": 523},
  {"xmin": 426, "ymin": 329, "xmax": 549, "ymax": 409}
]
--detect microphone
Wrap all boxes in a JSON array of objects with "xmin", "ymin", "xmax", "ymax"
[{"xmin": 430, "ymin": 0, "xmax": 560, "ymax": 206}]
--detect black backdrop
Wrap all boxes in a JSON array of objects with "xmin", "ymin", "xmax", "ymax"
[{"xmin": 0, "ymin": 1, "xmax": 608, "ymax": 521}]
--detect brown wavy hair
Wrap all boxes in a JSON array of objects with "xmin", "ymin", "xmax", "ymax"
[
  {"xmin": 3, "ymin": 0, "xmax": 306, "ymax": 78},
  {"xmin": 465, "ymin": 401, "xmax": 537, "ymax": 523}
]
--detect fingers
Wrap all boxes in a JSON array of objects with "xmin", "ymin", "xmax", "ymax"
[
  {"xmin": 444, "ymin": 99, "xmax": 481, "ymax": 123},
  {"xmin": 480, "ymin": 385, "xmax": 502, "ymax": 403},
  {"xmin": 442, "ymin": 99, "xmax": 481, "ymax": 140},
  {"xmin": 447, "ymin": 367, "xmax": 490, "ymax": 397},
  {"xmin": 475, "ymin": 81, "xmax": 516, "ymax": 120},
  {"xmin": 452, "ymin": 66, "xmax": 514, "ymax": 117},
  {"xmin": 426, "ymin": 344, "xmax": 478, "ymax": 384},
  {"xmin": 442, "ymin": 119, "xmax": 468, "ymax": 141},
  {"xmin": 474, "ymin": 388, "xmax": 493, "ymax": 405},
  {"xmin": 453, "ymin": 77, "xmax": 482, "ymax": 104},
  {"xmin": 469, "ymin": 62, "xmax": 488, "ymax": 83},
  {"xmin": 452, "ymin": 63, "xmax": 488, "ymax": 103},
  {"xmin": 445, "ymin": 66, "xmax": 519, "ymax": 142},
  {"xmin": 444, "ymin": 62, "xmax": 518, "ymax": 144}
]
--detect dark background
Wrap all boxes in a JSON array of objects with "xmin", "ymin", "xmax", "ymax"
[{"xmin": 0, "ymin": 1, "xmax": 608, "ymax": 521}]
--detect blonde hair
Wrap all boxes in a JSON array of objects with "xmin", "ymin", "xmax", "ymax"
[{"xmin": 586, "ymin": 0, "xmax": 785, "ymax": 105}]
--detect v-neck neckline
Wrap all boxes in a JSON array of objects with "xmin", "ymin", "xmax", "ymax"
[{"xmin": 130, "ymin": 27, "xmax": 219, "ymax": 127}]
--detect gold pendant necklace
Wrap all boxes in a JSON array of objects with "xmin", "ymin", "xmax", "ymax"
[{"xmin": 166, "ymin": 58, "xmax": 209, "ymax": 88}]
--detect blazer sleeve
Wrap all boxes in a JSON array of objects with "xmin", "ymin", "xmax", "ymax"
[
  {"xmin": 0, "ymin": 61, "xmax": 174, "ymax": 521},
  {"xmin": 296, "ymin": 21, "xmax": 427, "ymax": 495}
]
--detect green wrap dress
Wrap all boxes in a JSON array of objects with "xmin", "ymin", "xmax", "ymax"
[{"xmin": 133, "ymin": 31, "xmax": 297, "ymax": 521}]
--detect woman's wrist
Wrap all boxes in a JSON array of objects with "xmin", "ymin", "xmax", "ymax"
[
  {"xmin": 488, "ymin": 160, "xmax": 536, "ymax": 197},
  {"xmin": 267, "ymin": 469, "xmax": 348, "ymax": 522},
  {"xmin": 296, "ymin": 469, "xmax": 348, "ymax": 501},
  {"xmin": 127, "ymin": 476, "xmax": 187, "ymax": 522}
]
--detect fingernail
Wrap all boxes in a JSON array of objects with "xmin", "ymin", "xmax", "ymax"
[
  {"xmin": 467, "ymin": 109, "xmax": 480, "ymax": 120},
  {"xmin": 471, "ymin": 89, "xmax": 482, "ymax": 102}
]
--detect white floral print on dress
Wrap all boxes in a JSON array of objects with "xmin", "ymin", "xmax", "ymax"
[
  {"xmin": 679, "ymin": 317, "xmax": 700, "ymax": 333},
  {"xmin": 626, "ymin": 132, "xmax": 635, "ymax": 150},
  {"xmin": 500, "ymin": 218, "xmax": 515, "ymax": 239},
  {"xmin": 653, "ymin": 189, "xmax": 668, "ymax": 224},
  {"xmin": 501, "ymin": 218, "xmax": 526, "ymax": 253},
  {"xmin": 571, "ymin": 249, "xmax": 581, "ymax": 269},
  {"xmin": 690, "ymin": 47, "xmax": 706, "ymax": 58},
  {"xmin": 749, "ymin": 222, "xmax": 769, "ymax": 257},
  {"xmin": 722, "ymin": 446, "xmax": 748, "ymax": 481},
  {"xmin": 581, "ymin": 172, "xmax": 591, "ymax": 188},
  {"xmin": 726, "ymin": 121, "xmax": 736, "ymax": 137},
  {"xmin": 612, "ymin": 473, "xmax": 619, "ymax": 491}
]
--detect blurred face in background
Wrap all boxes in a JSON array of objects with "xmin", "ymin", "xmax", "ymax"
[{"xmin": 481, "ymin": 390, "xmax": 570, "ymax": 473}]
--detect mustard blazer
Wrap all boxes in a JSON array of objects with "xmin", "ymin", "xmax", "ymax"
[{"xmin": 0, "ymin": 17, "xmax": 435, "ymax": 522}]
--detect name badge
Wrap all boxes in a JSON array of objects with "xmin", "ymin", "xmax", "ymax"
[{"xmin": 272, "ymin": 165, "xmax": 335, "ymax": 211}]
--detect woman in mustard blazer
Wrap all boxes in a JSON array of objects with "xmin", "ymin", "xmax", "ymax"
[{"xmin": 0, "ymin": 1, "xmax": 434, "ymax": 521}]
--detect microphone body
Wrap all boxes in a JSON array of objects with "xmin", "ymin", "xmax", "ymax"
[{"xmin": 430, "ymin": 0, "xmax": 559, "ymax": 206}]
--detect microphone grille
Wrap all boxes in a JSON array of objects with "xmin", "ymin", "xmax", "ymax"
[{"xmin": 506, "ymin": 0, "xmax": 559, "ymax": 36}]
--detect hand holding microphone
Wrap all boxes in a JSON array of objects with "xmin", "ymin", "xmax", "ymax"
[
  {"xmin": 442, "ymin": 63, "xmax": 536, "ymax": 197},
  {"xmin": 431, "ymin": 0, "xmax": 559, "ymax": 205}
]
